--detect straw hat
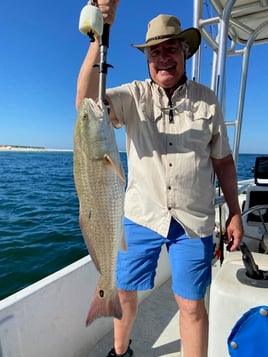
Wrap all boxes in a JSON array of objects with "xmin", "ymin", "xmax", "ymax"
[{"xmin": 132, "ymin": 14, "xmax": 201, "ymax": 58}]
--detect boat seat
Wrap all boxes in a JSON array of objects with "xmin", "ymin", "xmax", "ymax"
[{"xmin": 228, "ymin": 306, "xmax": 268, "ymax": 357}]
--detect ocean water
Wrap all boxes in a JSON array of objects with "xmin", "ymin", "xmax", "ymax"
[{"xmin": 0, "ymin": 151, "xmax": 263, "ymax": 300}]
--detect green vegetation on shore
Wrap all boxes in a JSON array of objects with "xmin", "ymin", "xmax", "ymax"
[{"xmin": 0, "ymin": 144, "xmax": 45, "ymax": 150}]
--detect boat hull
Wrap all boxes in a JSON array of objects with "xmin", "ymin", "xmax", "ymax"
[{"xmin": 0, "ymin": 249, "xmax": 171, "ymax": 357}]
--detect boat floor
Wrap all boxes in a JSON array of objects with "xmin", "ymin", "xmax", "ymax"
[{"xmin": 91, "ymin": 279, "xmax": 182, "ymax": 357}]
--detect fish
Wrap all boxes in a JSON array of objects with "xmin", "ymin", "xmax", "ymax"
[{"xmin": 73, "ymin": 97, "xmax": 126, "ymax": 326}]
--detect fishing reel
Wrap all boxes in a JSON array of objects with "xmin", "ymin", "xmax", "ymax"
[
  {"xmin": 79, "ymin": 1, "xmax": 103, "ymax": 41},
  {"xmin": 78, "ymin": 1, "xmax": 112, "ymax": 102}
]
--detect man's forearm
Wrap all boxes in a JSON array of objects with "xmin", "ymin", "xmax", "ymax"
[
  {"xmin": 76, "ymin": 39, "xmax": 100, "ymax": 110},
  {"xmin": 213, "ymin": 155, "xmax": 241, "ymax": 215}
]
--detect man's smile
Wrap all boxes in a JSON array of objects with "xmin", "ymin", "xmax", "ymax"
[{"xmin": 157, "ymin": 65, "xmax": 176, "ymax": 72}]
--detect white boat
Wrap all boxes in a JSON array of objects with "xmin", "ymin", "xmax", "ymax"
[{"xmin": 1, "ymin": 1, "xmax": 267, "ymax": 356}]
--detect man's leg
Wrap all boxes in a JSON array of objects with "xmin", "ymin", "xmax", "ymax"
[
  {"xmin": 175, "ymin": 295, "xmax": 208, "ymax": 357},
  {"xmin": 166, "ymin": 220, "xmax": 213, "ymax": 357},
  {"xmin": 113, "ymin": 290, "xmax": 138, "ymax": 355},
  {"xmin": 111, "ymin": 218, "xmax": 164, "ymax": 355}
]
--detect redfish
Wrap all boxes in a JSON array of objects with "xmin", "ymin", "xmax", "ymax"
[{"xmin": 73, "ymin": 98, "xmax": 125, "ymax": 326}]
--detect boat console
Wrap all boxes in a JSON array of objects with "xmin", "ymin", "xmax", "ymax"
[{"xmin": 242, "ymin": 157, "xmax": 268, "ymax": 253}]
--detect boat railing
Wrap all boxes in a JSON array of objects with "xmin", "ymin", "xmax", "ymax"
[
  {"xmin": 215, "ymin": 183, "xmax": 250, "ymax": 207},
  {"xmin": 192, "ymin": 0, "xmax": 268, "ymax": 166}
]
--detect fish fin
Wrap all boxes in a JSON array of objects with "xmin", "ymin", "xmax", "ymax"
[
  {"xmin": 86, "ymin": 288, "xmax": 122, "ymax": 326},
  {"xmin": 104, "ymin": 154, "xmax": 126, "ymax": 185},
  {"xmin": 80, "ymin": 212, "xmax": 101, "ymax": 272}
]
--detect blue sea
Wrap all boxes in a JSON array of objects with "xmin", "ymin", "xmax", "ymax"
[{"xmin": 0, "ymin": 151, "xmax": 264, "ymax": 300}]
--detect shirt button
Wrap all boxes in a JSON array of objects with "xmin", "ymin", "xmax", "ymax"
[
  {"xmin": 168, "ymin": 186, "xmax": 171, "ymax": 190},
  {"xmin": 169, "ymin": 142, "xmax": 173, "ymax": 146},
  {"xmin": 169, "ymin": 163, "xmax": 172, "ymax": 167},
  {"xmin": 168, "ymin": 207, "xmax": 171, "ymax": 210}
]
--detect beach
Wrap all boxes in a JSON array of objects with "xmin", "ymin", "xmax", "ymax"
[{"xmin": 0, "ymin": 145, "xmax": 72, "ymax": 152}]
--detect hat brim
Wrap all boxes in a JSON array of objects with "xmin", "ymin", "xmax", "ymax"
[{"xmin": 131, "ymin": 28, "xmax": 201, "ymax": 59}]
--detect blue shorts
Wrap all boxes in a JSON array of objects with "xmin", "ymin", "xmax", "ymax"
[{"xmin": 116, "ymin": 217, "xmax": 213, "ymax": 300}]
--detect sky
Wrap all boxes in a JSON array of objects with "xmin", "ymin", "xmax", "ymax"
[{"xmin": 0, "ymin": 0, "xmax": 267, "ymax": 153}]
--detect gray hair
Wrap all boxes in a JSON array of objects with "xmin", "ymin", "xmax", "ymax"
[{"xmin": 180, "ymin": 40, "xmax": 190, "ymax": 56}]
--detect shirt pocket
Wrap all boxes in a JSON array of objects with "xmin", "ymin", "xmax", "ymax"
[
  {"xmin": 139, "ymin": 101, "xmax": 163, "ymax": 123},
  {"xmin": 187, "ymin": 102, "xmax": 213, "ymax": 144}
]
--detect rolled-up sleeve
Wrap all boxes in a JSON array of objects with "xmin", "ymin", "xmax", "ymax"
[{"xmin": 107, "ymin": 84, "xmax": 134, "ymax": 128}]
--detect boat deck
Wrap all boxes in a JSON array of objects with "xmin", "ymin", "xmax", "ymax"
[{"xmin": 91, "ymin": 279, "xmax": 182, "ymax": 357}]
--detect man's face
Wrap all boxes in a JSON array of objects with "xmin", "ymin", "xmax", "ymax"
[{"xmin": 147, "ymin": 39, "xmax": 185, "ymax": 91}]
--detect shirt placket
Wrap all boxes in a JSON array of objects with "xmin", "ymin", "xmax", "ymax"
[{"xmin": 166, "ymin": 96, "xmax": 175, "ymax": 213}]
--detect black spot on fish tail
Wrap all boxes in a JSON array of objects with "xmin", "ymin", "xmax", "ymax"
[{"xmin": 86, "ymin": 289, "xmax": 122, "ymax": 326}]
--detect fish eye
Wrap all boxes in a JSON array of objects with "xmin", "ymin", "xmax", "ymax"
[{"xmin": 82, "ymin": 113, "xmax": 88, "ymax": 120}]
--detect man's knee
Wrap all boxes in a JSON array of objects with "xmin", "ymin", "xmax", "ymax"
[
  {"xmin": 175, "ymin": 295, "xmax": 207, "ymax": 320},
  {"xmin": 118, "ymin": 289, "xmax": 138, "ymax": 305}
]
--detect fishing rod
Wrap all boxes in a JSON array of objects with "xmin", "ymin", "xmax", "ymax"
[
  {"xmin": 97, "ymin": 23, "xmax": 112, "ymax": 103},
  {"xmin": 79, "ymin": 0, "xmax": 113, "ymax": 103}
]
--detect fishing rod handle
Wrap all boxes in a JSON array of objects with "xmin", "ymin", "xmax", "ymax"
[{"xmin": 101, "ymin": 23, "xmax": 110, "ymax": 48}]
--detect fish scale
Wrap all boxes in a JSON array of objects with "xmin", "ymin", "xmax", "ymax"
[{"xmin": 73, "ymin": 98, "xmax": 126, "ymax": 326}]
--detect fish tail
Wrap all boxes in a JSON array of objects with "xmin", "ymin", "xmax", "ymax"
[{"xmin": 86, "ymin": 290, "xmax": 122, "ymax": 326}]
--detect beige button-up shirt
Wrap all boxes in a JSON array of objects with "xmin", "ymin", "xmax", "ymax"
[{"xmin": 107, "ymin": 79, "xmax": 231, "ymax": 238}]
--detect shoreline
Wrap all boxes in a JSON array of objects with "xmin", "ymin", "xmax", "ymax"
[
  {"xmin": 0, "ymin": 147, "xmax": 127, "ymax": 153},
  {"xmin": 0, "ymin": 147, "xmax": 73, "ymax": 152}
]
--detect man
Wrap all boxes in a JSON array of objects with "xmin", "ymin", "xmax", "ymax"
[{"xmin": 76, "ymin": 2, "xmax": 244, "ymax": 356}]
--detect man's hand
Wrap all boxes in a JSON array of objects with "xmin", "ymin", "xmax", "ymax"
[
  {"xmin": 225, "ymin": 213, "xmax": 244, "ymax": 251},
  {"xmin": 93, "ymin": 0, "xmax": 120, "ymax": 25}
]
